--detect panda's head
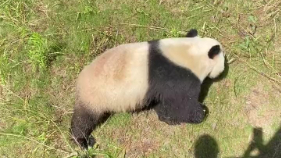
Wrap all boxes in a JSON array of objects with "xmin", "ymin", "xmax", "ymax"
[{"xmin": 186, "ymin": 29, "xmax": 225, "ymax": 80}]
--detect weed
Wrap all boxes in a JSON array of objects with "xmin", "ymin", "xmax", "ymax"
[{"xmin": 27, "ymin": 32, "xmax": 48, "ymax": 72}]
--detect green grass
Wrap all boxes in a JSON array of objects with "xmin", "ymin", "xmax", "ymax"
[{"xmin": 1, "ymin": 0, "xmax": 281, "ymax": 157}]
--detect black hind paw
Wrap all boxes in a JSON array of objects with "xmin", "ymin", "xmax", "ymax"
[
  {"xmin": 88, "ymin": 135, "xmax": 96, "ymax": 148},
  {"xmin": 73, "ymin": 136, "xmax": 96, "ymax": 150}
]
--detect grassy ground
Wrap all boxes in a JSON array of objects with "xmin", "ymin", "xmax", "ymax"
[{"xmin": 0, "ymin": 0, "xmax": 281, "ymax": 157}]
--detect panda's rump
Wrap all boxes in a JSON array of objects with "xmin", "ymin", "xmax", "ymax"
[{"xmin": 76, "ymin": 43, "xmax": 150, "ymax": 113}]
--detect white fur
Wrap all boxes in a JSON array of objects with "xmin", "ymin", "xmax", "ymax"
[
  {"xmin": 76, "ymin": 42, "xmax": 150, "ymax": 114},
  {"xmin": 159, "ymin": 37, "xmax": 225, "ymax": 82},
  {"xmin": 209, "ymin": 51, "xmax": 225, "ymax": 78}
]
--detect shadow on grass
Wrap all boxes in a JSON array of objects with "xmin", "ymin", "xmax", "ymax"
[
  {"xmin": 194, "ymin": 126, "xmax": 281, "ymax": 158},
  {"xmin": 198, "ymin": 56, "xmax": 229, "ymax": 121},
  {"xmin": 199, "ymin": 56, "xmax": 230, "ymax": 103},
  {"xmin": 194, "ymin": 134, "xmax": 219, "ymax": 158}
]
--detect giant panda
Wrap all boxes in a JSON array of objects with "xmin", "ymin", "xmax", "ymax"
[{"xmin": 70, "ymin": 29, "xmax": 225, "ymax": 149}]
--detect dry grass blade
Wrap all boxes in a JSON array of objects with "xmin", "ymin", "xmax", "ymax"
[
  {"xmin": 0, "ymin": 132, "xmax": 72, "ymax": 154},
  {"xmin": 119, "ymin": 23, "xmax": 168, "ymax": 31},
  {"xmin": 235, "ymin": 56, "xmax": 281, "ymax": 86}
]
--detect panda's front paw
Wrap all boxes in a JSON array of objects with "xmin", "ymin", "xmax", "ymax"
[
  {"xmin": 201, "ymin": 104, "xmax": 209, "ymax": 118},
  {"xmin": 189, "ymin": 105, "xmax": 208, "ymax": 124}
]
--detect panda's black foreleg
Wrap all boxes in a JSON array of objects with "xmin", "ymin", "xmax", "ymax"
[
  {"xmin": 70, "ymin": 105, "xmax": 99, "ymax": 149},
  {"xmin": 154, "ymin": 104, "xmax": 181, "ymax": 125},
  {"xmin": 154, "ymin": 97, "xmax": 207, "ymax": 125}
]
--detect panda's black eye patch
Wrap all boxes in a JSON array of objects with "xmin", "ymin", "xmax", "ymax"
[
  {"xmin": 208, "ymin": 45, "xmax": 221, "ymax": 59},
  {"xmin": 186, "ymin": 29, "xmax": 198, "ymax": 37}
]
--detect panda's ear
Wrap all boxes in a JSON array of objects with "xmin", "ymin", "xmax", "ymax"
[
  {"xmin": 208, "ymin": 45, "xmax": 221, "ymax": 59},
  {"xmin": 186, "ymin": 29, "xmax": 198, "ymax": 37}
]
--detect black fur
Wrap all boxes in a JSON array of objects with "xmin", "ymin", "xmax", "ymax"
[
  {"xmin": 70, "ymin": 100, "xmax": 109, "ymax": 149},
  {"xmin": 145, "ymin": 40, "xmax": 207, "ymax": 125},
  {"xmin": 186, "ymin": 29, "xmax": 198, "ymax": 37},
  {"xmin": 208, "ymin": 45, "xmax": 221, "ymax": 59}
]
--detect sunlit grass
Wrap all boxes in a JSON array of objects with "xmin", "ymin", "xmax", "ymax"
[{"xmin": 0, "ymin": 0, "xmax": 280, "ymax": 157}]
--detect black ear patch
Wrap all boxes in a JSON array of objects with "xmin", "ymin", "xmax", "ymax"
[
  {"xmin": 208, "ymin": 45, "xmax": 221, "ymax": 59},
  {"xmin": 186, "ymin": 29, "xmax": 198, "ymax": 37}
]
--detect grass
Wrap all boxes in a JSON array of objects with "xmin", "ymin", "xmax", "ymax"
[{"xmin": 0, "ymin": 0, "xmax": 281, "ymax": 157}]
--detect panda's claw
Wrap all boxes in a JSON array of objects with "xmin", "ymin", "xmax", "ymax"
[{"xmin": 88, "ymin": 135, "xmax": 96, "ymax": 148}]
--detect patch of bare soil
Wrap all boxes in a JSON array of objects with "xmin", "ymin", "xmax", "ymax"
[
  {"xmin": 244, "ymin": 82, "xmax": 280, "ymax": 132},
  {"xmin": 118, "ymin": 112, "xmax": 161, "ymax": 158},
  {"xmin": 102, "ymin": 110, "xmax": 189, "ymax": 158},
  {"xmin": 0, "ymin": 121, "xmax": 6, "ymax": 130},
  {"xmin": 125, "ymin": 137, "xmax": 159, "ymax": 158},
  {"xmin": 115, "ymin": 111, "xmax": 193, "ymax": 158}
]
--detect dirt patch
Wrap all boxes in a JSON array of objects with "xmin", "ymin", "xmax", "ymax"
[
  {"xmin": 125, "ymin": 137, "xmax": 159, "ymax": 158},
  {"xmin": 120, "ymin": 112, "xmax": 161, "ymax": 158},
  {"xmin": 244, "ymin": 82, "xmax": 280, "ymax": 130},
  {"xmin": 0, "ymin": 121, "xmax": 6, "ymax": 130}
]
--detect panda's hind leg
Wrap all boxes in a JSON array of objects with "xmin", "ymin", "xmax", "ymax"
[{"xmin": 70, "ymin": 102, "xmax": 104, "ymax": 149}]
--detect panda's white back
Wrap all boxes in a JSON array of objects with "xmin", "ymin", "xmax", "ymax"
[{"xmin": 76, "ymin": 42, "xmax": 150, "ymax": 114}]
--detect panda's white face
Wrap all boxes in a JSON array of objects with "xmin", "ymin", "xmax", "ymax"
[
  {"xmin": 197, "ymin": 37, "xmax": 225, "ymax": 79},
  {"xmin": 158, "ymin": 36, "xmax": 225, "ymax": 82},
  {"xmin": 208, "ymin": 48, "xmax": 225, "ymax": 79}
]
